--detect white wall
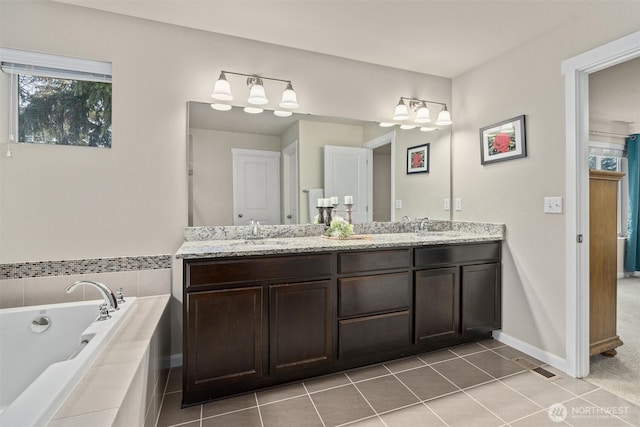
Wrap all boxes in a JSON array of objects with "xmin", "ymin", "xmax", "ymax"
[
  {"xmin": 452, "ymin": 2, "xmax": 640, "ymax": 359},
  {"xmin": 190, "ymin": 128, "xmax": 280, "ymax": 226},
  {"xmin": 372, "ymin": 150, "xmax": 391, "ymax": 222}
]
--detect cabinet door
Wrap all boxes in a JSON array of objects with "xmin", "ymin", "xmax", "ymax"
[
  {"xmin": 269, "ymin": 281, "xmax": 333, "ymax": 375},
  {"xmin": 415, "ymin": 267, "xmax": 460, "ymax": 345},
  {"xmin": 185, "ymin": 287, "xmax": 265, "ymax": 394},
  {"xmin": 462, "ymin": 263, "xmax": 501, "ymax": 337}
]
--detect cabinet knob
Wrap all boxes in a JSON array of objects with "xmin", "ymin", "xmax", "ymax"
[
  {"xmin": 238, "ymin": 213, "xmax": 243, "ymax": 218},
  {"xmin": 286, "ymin": 214, "xmax": 292, "ymax": 219}
]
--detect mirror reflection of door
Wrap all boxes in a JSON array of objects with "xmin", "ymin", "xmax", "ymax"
[
  {"xmin": 232, "ymin": 149, "xmax": 281, "ymax": 226},
  {"xmin": 324, "ymin": 145, "xmax": 372, "ymax": 223},
  {"xmin": 283, "ymin": 141, "xmax": 299, "ymax": 224}
]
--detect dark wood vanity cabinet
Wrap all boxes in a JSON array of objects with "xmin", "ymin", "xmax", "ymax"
[{"xmin": 183, "ymin": 241, "xmax": 501, "ymax": 405}]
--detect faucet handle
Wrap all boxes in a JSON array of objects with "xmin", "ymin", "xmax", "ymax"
[
  {"xmin": 97, "ymin": 303, "xmax": 112, "ymax": 321},
  {"xmin": 116, "ymin": 287, "xmax": 126, "ymax": 304}
]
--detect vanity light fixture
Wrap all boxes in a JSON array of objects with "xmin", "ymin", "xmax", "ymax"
[
  {"xmin": 391, "ymin": 97, "xmax": 452, "ymax": 128},
  {"xmin": 211, "ymin": 70, "xmax": 299, "ymax": 115},
  {"xmin": 379, "ymin": 122, "xmax": 397, "ymax": 128}
]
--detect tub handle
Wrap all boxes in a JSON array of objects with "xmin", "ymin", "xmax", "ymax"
[{"xmin": 97, "ymin": 303, "xmax": 112, "ymax": 321}]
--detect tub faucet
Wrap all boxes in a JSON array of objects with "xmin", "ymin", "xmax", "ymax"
[{"xmin": 66, "ymin": 280, "xmax": 118, "ymax": 312}]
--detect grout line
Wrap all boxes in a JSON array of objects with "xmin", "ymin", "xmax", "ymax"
[
  {"xmin": 345, "ymin": 371, "xmax": 385, "ymax": 423},
  {"xmin": 201, "ymin": 405, "xmax": 260, "ymax": 422},
  {"xmin": 254, "ymin": 393, "xmax": 265, "ymax": 427},
  {"xmin": 417, "ymin": 350, "xmax": 460, "ymax": 366},
  {"xmin": 460, "ymin": 388, "xmax": 508, "ymax": 425},
  {"xmin": 199, "ymin": 404, "xmax": 203, "ymax": 427},
  {"xmin": 302, "ymin": 382, "xmax": 327, "ymax": 427}
]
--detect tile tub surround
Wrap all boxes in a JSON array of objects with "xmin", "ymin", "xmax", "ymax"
[
  {"xmin": 47, "ymin": 295, "xmax": 171, "ymax": 427},
  {"xmin": 0, "ymin": 267, "xmax": 172, "ymax": 309},
  {"xmin": 177, "ymin": 221, "xmax": 505, "ymax": 259},
  {"xmin": 156, "ymin": 340, "xmax": 640, "ymax": 427},
  {"xmin": 183, "ymin": 220, "xmax": 505, "ymax": 242}
]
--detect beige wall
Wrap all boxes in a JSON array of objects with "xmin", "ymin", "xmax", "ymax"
[
  {"xmin": 190, "ymin": 128, "xmax": 281, "ymax": 226},
  {"xmin": 452, "ymin": 2, "xmax": 640, "ymax": 358},
  {"xmin": 298, "ymin": 120, "xmax": 364, "ymax": 223},
  {"xmin": 0, "ymin": 2, "xmax": 450, "ymax": 263},
  {"xmin": 372, "ymin": 151, "xmax": 391, "ymax": 222}
]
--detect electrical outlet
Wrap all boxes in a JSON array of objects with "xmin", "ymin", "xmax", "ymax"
[
  {"xmin": 395, "ymin": 199, "xmax": 402, "ymax": 209},
  {"xmin": 444, "ymin": 198, "xmax": 450, "ymax": 211},
  {"xmin": 455, "ymin": 198, "xmax": 462, "ymax": 211},
  {"xmin": 544, "ymin": 197, "xmax": 563, "ymax": 214}
]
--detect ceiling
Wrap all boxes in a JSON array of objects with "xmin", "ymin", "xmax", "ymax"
[{"xmin": 53, "ymin": 0, "xmax": 608, "ymax": 78}]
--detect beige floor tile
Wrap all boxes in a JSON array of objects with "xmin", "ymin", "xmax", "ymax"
[
  {"xmin": 381, "ymin": 403, "xmax": 446, "ymax": 426},
  {"xmin": 466, "ymin": 380, "xmax": 543, "ymax": 422},
  {"xmin": 426, "ymin": 391, "xmax": 504, "ymax": 426},
  {"xmin": 500, "ymin": 371, "xmax": 576, "ymax": 408}
]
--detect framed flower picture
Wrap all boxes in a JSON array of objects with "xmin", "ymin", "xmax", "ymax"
[
  {"xmin": 480, "ymin": 115, "xmax": 526, "ymax": 165},
  {"xmin": 407, "ymin": 143, "xmax": 430, "ymax": 174}
]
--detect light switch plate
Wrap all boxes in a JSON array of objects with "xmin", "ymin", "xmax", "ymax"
[
  {"xmin": 455, "ymin": 198, "xmax": 462, "ymax": 211},
  {"xmin": 444, "ymin": 198, "xmax": 450, "ymax": 211},
  {"xmin": 395, "ymin": 200, "xmax": 402, "ymax": 209},
  {"xmin": 544, "ymin": 197, "xmax": 563, "ymax": 214}
]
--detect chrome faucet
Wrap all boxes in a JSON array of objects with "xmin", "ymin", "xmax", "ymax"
[
  {"xmin": 419, "ymin": 217, "xmax": 431, "ymax": 231},
  {"xmin": 249, "ymin": 219, "xmax": 262, "ymax": 238},
  {"xmin": 66, "ymin": 280, "xmax": 118, "ymax": 312},
  {"xmin": 402, "ymin": 215, "xmax": 411, "ymax": 221}
]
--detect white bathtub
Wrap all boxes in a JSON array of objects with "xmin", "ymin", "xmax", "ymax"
[{"xmin": 0, "ymin": 297, "xmax": 137, "ymax": 427}]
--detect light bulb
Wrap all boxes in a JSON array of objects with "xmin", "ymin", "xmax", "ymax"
[
  {"xmin": 435, "ymin": 106, "xmax": 452, "ymax": 126},
  {"xmin": 279, "ymin": 82, "xmax": 299, "ymax": 109},
  {"xmin": 400, "ymin": 124, "xmax": 416, "ymax": 130},
  {"xmin": 211, "ymin": 72, "xmax": 233, "ymax": 101},
  {"xmin": 379, "ymin": 122, "xmax": 396, "ymax": 127},
  {"xmin": 244, "ymin": 106, "xmax": 264, "ymax": 114},
  {"xmin": 420, "ymin": 126, "xmax": 437, "ymax": 132},
  {"xmin": 414, "ymin": 104, "xmax": 431, "ymax": 123},
  {"xmin": 274, "ymin": 110, "xmax": 292, "ymax": 117},
  {"xmin": 392, "ymin": 98, "xmax": 409, "ymax": 121},
  {"xmin": 247, "ymin": 78, "xmax": 268, "ymax": 105},
  {"xmin": 211, "ymin": 103, "xmax": 232, "ymax": 111}
]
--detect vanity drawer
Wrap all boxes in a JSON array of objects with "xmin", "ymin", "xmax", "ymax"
[
  {"xmin": 185, "ymin": 254, "xmax": 333, "ymax": 289},
  {"xmin": 414, "ymin": 242, "xmax": 500, "ymax": 268},
  {"xmin": 338, "ymin": 311, "xmax": 411, "ymax": 359},
  {"xmin": 338, "ymin": 249, "xmax": 410, "ymax": 274},
  {"xmin": 338, "ymin": 272, "xmax": 410, "ymax": 317}
]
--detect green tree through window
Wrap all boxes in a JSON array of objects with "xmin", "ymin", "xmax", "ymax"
[{"xmin": 18, "ymin": 75, "xmax": 112, "ymax": 147}]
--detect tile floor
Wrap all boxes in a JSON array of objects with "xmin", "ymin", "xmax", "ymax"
[{"xmin": 156, "ymin": 340, "xmax": 640, "ymax": 427}]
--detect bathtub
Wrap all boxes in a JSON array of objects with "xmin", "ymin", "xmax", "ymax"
[{"xmin": 0, "ymin": 297, "xmax": 137, "ymax": 427}]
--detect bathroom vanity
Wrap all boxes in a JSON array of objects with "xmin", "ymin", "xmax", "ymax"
[{"xmin": 177, "ymin": 222, "xmax": 504, "ymax": 406}]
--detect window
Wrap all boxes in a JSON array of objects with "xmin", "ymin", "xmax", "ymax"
[{"xmin": 1, "ymin": 48, "xmax": 112, "ymax": 148}]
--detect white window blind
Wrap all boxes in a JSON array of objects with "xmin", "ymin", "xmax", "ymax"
[{"xmin": 0, "ymin": 48, "xmax": 111, "ymax": 83}]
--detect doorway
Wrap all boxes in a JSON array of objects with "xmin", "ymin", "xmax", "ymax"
[
  {"xmin": 562, "ymin": 30, "xmax": 640, "ymax": 379},
  {"xmin": 363, "ymin": 130, "xmax": 396, "ymax": 222}
]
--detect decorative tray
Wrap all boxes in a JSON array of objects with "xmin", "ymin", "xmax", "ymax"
[{"xmin": 320, "ymin": 234, "xmax": 373, "ymax": 240}]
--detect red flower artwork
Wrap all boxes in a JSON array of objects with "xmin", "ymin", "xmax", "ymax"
[
  {"xmin": 412, "ymin": 152, "xmax": 424, "ymax": 168},
  {"xmin": 493, "ymin": 133, "xmax": 511, "ymax": 153}
]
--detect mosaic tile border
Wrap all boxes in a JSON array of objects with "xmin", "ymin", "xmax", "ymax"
[{"xmin": 0, "ymin": 255, "xmax": 172, "ymax": 280}]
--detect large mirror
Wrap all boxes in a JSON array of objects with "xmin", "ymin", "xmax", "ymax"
[{"xmin": 188, "ymin": 101, "xmax": 451, "ymax": 226}]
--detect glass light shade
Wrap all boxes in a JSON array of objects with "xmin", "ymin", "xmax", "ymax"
[
  {"xmin": 247, "ymin": 81, "xmax": 268, "ymax": 105},
  {"xmin": 420, "ymin": 126, "xmax": 437, "ymax": 132},
  {"xmin": 414, "ymin": 105, "xmax": 431, "ymax": 123},
  {"xmin": 392, "ymin": 99, "xmax": 409, "ymax": 121},
  {"xmin": 211, "ymin": 103, "xmax": 232, "ymax": 111},
  {"xmin": 400, "ymin": 124, "xmax": 416, "ymax": 130},
  {"xmin": 244, "ymin": 106, "xmax": 264, "ymax": 114},
  {"xmin": 379, "ymin": 122, "xmax": 396, "ymax": 127},
  {"xmin": 279, "ymin": 82, "xmax": 299, "ymax": 109},
  {"xmin": 435, "ymin": 107, "xmax": 452, "ymax": 125},
  {"xmin": 211, "ymin": 73, "xmax": 233, "ymax": 101},
  {"xmin": 274, "ymin": 110, "xmax": 292, "ymax": 117}
]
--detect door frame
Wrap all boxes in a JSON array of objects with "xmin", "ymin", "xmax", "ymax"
[
  {"xmin": 562, "ymin": 30, "xmax": 640, "ymax": 378},
  {"xmin": 363, "ymin": 130, "xmax": 396, "ymax": 222},
  {"xmin": 283, "ymin": 140, "xmax": 299, "ymax": 224}
]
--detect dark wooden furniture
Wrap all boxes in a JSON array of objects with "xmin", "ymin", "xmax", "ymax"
[
  {"xmin": 589, "ymin": 170, "xmax": 625, "ymax": 356},
  {"xmin": 183, "ymin": 241, "xmax": 501, "ymax": 405}
]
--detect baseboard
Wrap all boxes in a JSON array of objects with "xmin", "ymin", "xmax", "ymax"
[
  {"xmin": 170, "ymin": 353, "xmax": 183, "ymax": 368},
  {"xmin": 492, "ymin": 330, "xmax": 570, "ymax": 374},
  {"xmin": 618, "ymin": 273, "xmax": 625, "ymax": 278}
]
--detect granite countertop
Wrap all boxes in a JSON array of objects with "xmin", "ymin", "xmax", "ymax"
[{"xmin": 176, "ymin": 224, "xmax": 504, "ymax": 259}]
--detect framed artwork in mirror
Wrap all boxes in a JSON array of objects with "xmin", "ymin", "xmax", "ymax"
[
  {"xmin": 407, "ymin": 143, "xmax": 430, "ymax": 174},
  {"xmin": 480, "ymin": 115, "xmax": 526, "ymax": 165}
]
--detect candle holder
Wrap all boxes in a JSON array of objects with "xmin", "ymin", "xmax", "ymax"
[
  {"xmin": 324, "ymin": 206, "xmax": 333, "ymax": 230},
  {"xmin": 317, "ymin": 206, "xmax": 325, "ymax": 225},
  {"xmin": 345, "ymin": 203, "xmax": 353, "ymax": 224}
]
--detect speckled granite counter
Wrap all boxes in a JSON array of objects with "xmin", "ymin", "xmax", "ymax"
[{"xmin": 176, "ymin": 220, "xmax": 505, "ymax": 259}]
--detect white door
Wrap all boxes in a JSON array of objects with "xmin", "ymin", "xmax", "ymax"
[
  {"xmin": 324, "ymin": 145, "xmax": 372, "ymax": 223},
  {"xmin": 283, "ymin": 141, "xmax": 299, "ymax": 224},
  {"xmin": 232, "ymin": 149, "xmax": 281, "ymax": 225}
]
